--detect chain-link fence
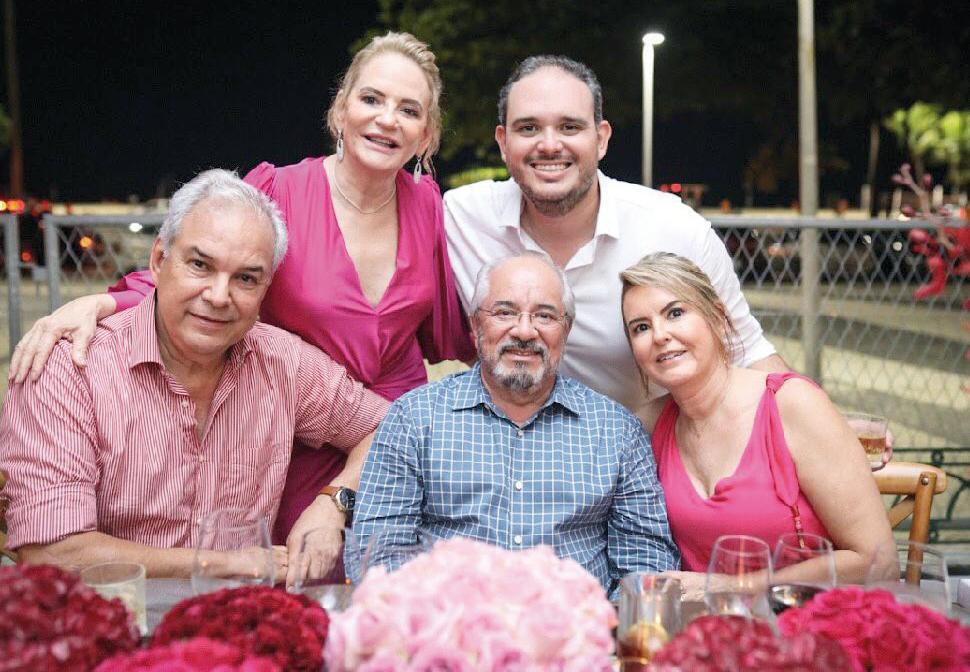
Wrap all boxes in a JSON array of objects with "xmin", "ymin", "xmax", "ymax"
[{"xmin": 1, "ymin": 212, "xmax": 968, "ymax": 538}]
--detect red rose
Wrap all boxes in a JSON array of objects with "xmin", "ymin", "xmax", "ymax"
[
  {"xmin": 866, "ymin": 619, "xmax": 916, "ymax": 669},
  {"xmin": 151, "ymin": 586, "xmax": 328, "ymax": 672},
  {"xmin": 0, "ymin": 565, "xmax": 139, "ymax": 672}
]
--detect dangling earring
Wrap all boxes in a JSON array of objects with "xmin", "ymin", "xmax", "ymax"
[
  {"xmin": 336, "ymin": 131, "xmax": 345, "ymax": 162},
  {"xmin": 412, "ymin": 154, "xmax": 423, "ymax": 183}
]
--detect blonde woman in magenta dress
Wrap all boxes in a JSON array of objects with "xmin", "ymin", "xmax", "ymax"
[{"xmin": 619, "ymin": 252, "xmax": 894, "ymax": 598}]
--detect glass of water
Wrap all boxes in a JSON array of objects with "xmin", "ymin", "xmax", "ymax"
[
  {"xmin": 81, "ymin": 562, "xmax": 147, "ymax": 635},
  {"xmin": 192, "ymin": 507, "xmax": 274, "ymax": 595},
  {"xmin": 705, "ymin": 534, "xmax": 772, "ymax": 618}
]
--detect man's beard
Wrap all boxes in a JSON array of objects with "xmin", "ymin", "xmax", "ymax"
[
  {"xmin": 479, "ymin": 335, "xmax": 556, "ymax": 392},
  {"xmin": 513, "ymin": 156, "xmax": 598, "ymax": 217}
]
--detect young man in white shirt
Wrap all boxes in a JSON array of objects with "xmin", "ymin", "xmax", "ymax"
[{"xmin": 443, "ymin": 55, "xmax": 787, "ymax": 425}]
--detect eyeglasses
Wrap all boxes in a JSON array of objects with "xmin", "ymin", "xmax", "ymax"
[{"xmin": 476, "ymin": 307, "xmax": 568, "ymax": 328}]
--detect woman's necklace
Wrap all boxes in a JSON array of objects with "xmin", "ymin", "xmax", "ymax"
[{"xmin": 332, "ymin": 165, "xmax": 397, "ymax": 215}]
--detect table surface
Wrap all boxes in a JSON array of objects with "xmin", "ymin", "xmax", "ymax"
[{"xmin": 146, "ymin": 578, "xmax": 970, "ymax": 635}]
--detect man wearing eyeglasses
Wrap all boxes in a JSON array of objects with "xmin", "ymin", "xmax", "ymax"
[{"xmin": 352, "ymin": 251, "xmax": 679, "ymax": 595}]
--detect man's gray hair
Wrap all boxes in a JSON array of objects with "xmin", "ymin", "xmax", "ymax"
[
  {"xmin": 160, "ymin": 168, "xmax": 288, "ymax": 272},
  {"xmin": 497, "ymin": 55, "xmax": 604, "ymax": 127},
  {"xmin": 470, "ymin": 250, "xmax": 576, "ymax": 323}
]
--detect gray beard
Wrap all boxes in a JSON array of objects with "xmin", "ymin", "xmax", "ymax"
[
  {"xmin": 478, "ymin": 335, "xmax": 554, "ymax": 392},
  {"xmin": 518, "ymin": 165, "xmax": 598, "ymax": 217}
]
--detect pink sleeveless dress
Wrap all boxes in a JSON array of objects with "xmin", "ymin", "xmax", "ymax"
[{"xmin": 652, "ymin": 372, "xmax": 831, "ymax": 571}]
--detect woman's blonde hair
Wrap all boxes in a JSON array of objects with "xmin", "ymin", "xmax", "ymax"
[
  {"xmin": 619, "ymin": 252, "xmax": 741, "ymax": 365},
  {"xmin": 325, "ymin": 32, "xmax": 442, "ymax": 172}
]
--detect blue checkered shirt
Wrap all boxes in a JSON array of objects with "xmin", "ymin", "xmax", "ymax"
[{"xmin": 352, "ymin": 364, "xmax": 679, "ymax": 594}]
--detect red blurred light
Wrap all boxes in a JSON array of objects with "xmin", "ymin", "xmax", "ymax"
[
  {"xmin": 659, "ymin": 184, "xmax": 669, "ymax": 192},
  {"xmin": 20, "ymin": 251, "xmax": 33, "ymax": 263},
  {"xmin": 671, "ymin": 183, "xmax": 682, "ymax": 193}
]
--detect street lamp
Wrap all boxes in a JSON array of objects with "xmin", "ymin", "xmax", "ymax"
[{"xmin": 641, "ymin": 31, "xmax": 665, "ymax": 188}]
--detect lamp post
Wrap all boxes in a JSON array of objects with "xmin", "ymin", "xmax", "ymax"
[{"xmin": 641, "ymin": 32, "xmax": 665, "ymax": 188}]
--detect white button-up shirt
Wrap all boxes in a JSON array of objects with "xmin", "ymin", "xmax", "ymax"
[{"xmin": 444, "ymin": 171, "xmax": 776, "ymax": 415}]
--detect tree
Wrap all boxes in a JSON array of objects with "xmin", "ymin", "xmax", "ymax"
[{"xmin": 817, "ymin": 0, "xmax": 970, "ymax": 209}]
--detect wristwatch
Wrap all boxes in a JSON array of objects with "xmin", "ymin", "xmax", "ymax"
[{"xmin": 319, "ymin": 485, "xmax": 356, "ymax": 518}]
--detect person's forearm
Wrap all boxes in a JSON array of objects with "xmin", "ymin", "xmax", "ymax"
[
  {"xmin": 328, "ymin": 433, "xmax": 374, "ymax": 491},
  {"xmin": 19, "ymin": 531, "xmax": 218, "ymax": 578},
  {"xmin": 749, "ymin": 353, "xmax": 789, "ymax": 373}
]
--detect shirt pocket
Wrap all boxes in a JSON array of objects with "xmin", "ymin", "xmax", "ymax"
[{"xmin": 225, "ymin": 441, "xmax": 291, "ymax": 505}]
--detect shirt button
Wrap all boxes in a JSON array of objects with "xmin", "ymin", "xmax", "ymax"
[
  {"xmin": 513, "ymin": 534, "xmax": 523, "ymax": 545},
  {"xmin": 514, "ymin": 480, "xmax": 523, "ymax": 491},
  {"xmin": 516, "ymin": 429, "xmax": 524, "ymax": 438},
  {"xmin": 181, "ymin": 399, "xmax": 190, "ymax": 408}
]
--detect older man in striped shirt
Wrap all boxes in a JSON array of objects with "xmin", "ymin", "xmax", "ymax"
[{"xmin": 0, "ymin": 169, "xmax": 388, "ymax": 584}]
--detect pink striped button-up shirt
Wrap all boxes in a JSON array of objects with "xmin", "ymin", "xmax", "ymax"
[{"xmin": 0, "ymin": 294, "xmax": 389, "ymax": 550}]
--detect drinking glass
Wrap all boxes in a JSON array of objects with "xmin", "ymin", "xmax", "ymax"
[
  {"xmin": 705, "ymin": 534, "xmax": 772, "ymax": 618},
  {"xmin": 768, "ymin": 532, "xmax": 836, "ymax": 614},
  {"xmin": 192, "ymin": 507, "xmax": 274, "ymax": 595},
  {"xmin": 357, "ymin": 528, "xmax": 432, "ymax": 581},
  {"xmin": 866, "ymin": 540, "xmax": 951, "ymax": 614},
  {"xmin": 617, "ymin": 574, "xmax": 682, "ymax": 670},
  {"xmin": 81, "ymin": 562, "xmax": 147, "ymax": 635},
  {"xmin": 844, "ymin": 411, "xmax": 890, "ymax": 471},
  {"xmin": 289, "ymin": 527, "xmax": 355, "ymax": 612}
]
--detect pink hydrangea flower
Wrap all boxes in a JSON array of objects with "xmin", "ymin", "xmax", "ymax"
[{"xmin": 324, "ymin": 538, "xmax": 615, "ymax": 670}]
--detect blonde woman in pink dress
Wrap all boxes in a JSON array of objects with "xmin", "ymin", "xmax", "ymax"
[
  {"xmin": 619, "ymin": 252, "xmax": 894, "ymax": 598},
  {"xmin": 9, "ymin": 33, "xmax": 474, "ymax": 575}
]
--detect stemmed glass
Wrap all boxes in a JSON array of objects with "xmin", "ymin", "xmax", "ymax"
[
  {"xmin": 767, "ymin": 532, "xmax": 836, "ymax": 614},
  {"xmin": 191, "ymin": 507, "xmax": 275, "ymax": 595},
  {"xmin": 288, "ymin": 527, "xmax": 356, "ymax": 612},
  {"xmin": 355, "ymin": 528, "xmax": 433, "ymax": 582},
  {"xmin": 844, "ymin": 411, "xmax": 891, "ymax": 471},
  {"xmin": 705, "ymin": 534, "xmax": 772, "ymax": 618},
  {"xmin": 866, "ymin": 540, "xmax": 951, "ymax": 614}
]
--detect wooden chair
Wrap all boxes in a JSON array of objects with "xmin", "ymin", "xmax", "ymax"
[{"xmin": 873, "ymin": 461, "xmax": 947, "ymax": 583}]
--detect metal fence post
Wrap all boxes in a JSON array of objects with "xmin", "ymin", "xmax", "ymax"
[
  {"xmin": 800, "ymin": 227, "xmax": 821, "ymax": 381},
  {"xmin": 3, "ymin": 214, "xmax": 21, "ymax": 350},
  {"xmin": 42, "ymin": 214, "xmax": 61, "ymax": 312}
]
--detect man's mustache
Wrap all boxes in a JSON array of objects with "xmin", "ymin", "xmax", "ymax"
[{"xmin": 498, "ymin": 338, "xmax": 547, "ymax": 359}]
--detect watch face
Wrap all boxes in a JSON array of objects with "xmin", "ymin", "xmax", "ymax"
[{"xmin": 337, "ymin": 488, "xmax": 356, "ymax": 512}]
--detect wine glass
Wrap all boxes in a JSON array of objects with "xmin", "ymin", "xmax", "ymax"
[
  {"xmin": 866, "ymin": 540, "xmax": 951, "ymax": 614},
  {"xmin": 357, "ymin": 527, "xmax": 433, "ymax": 582},
  {"xmin": 288, "ymin": 527, "xmax": 355, "ymax": 612},
  {"xmin": 844, "ymin": 411, "xmax": 891, "ymax": 471},
  {"xmin": 705, "ymin": 534, "xmax": 772, "ymax": 618},
  {"xmin": 767, "ymin": 532, "xmax": 836, "ymax": 614},
  {"xmin": 191, "ymin": 507, "xmax": 275, "ymax": 595}
]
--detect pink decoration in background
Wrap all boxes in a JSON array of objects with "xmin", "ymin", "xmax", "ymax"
[
  {"xmin": 777, "ymin": 586, "xmax": 970, "ymax": 671},
  {"xmin": 325, "ymin": 537, "xmax": 616, "ymax": 671}
]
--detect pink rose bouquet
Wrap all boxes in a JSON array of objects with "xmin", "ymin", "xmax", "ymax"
[
  {"xmin": 151, "ymin": 586, "xmax": 329, "ymax": 671},
  {"xmin": 0, "ymin": 564, "xmax": 140, "ymax": 672},
  {"xmin": 777, "ymin": 586, "xmax": 970, "ymax": 671},
  {"xmin": 648, "ymin": 614, "xmax": 851, "ymax": 671},
  {"xmin": 95, "ymin": 637, "xmax": 280, "ymax": 671},
  {"xmin": 325, "ymin": 537, "xmax": 616, "ymax": 671}
]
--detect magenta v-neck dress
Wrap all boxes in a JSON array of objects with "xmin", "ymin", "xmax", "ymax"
[
  {"xmin": 651, "ymin": 373, "xmax": 831, "ymax": 571},
  {"xmin": 108, "ymin": 156, "xmax": 475, "ymax": 544}
]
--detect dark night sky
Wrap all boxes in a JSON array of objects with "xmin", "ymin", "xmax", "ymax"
[
  {"xmin": 6, "ymin": 2, "xmax": 964, "ymax": 205},
  {"xmin": 13, "ymin": 1, "xmax": 380, "ymax": 200}
]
